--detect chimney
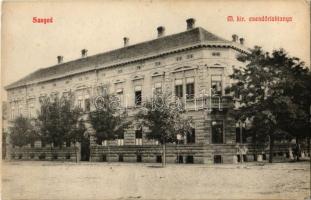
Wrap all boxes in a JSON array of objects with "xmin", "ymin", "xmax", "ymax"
[
  {"xmin": 57, "ymin": 56, "xmax": 63, "ymax": 64},
  {"xmin": 123, "ymin": 37, "xmax": 129, "ymax": 47},
  {"xmin": 186, "ymin": 18, "xmax": 195, "ymax": 30},
  {"xmin": 81, "ymin": 49, "xmax": 88, "ymax": 57},
  {"xmin": 157, "ymin": 26, "xmax": 165, "ymax": 38},
  {"xmin": 232, "ymin": 34, "xmax": 238, "ymax": 42},
  {"xmin": 239, "ymin": 38, "xmax": 245, "ymax": 45}
]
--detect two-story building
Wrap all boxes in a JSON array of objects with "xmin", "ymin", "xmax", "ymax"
[{"xmin": 5, "ymin": 18, "xmax": 254, "ymax": 164}]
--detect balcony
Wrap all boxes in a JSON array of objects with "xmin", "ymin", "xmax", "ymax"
[
  {"xmin": 184, "ymin": 96, "xmax": 232, "ymax": 111},
  {"xmin": 119, "ymin": 96, "xmax": 233, "ymax": 115}
]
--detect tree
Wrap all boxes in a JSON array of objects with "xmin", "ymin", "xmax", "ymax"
[
  {"xmin": 68, "ymin": 119, "xmax": 86, "ymax": 162},
  {"xmin": 9, "ymin": 116, "xmax": 38, "ymax": 147},
  {"xmin": 228, "ymin": 46, "xmax": 311, "ymax": 163},
  {"xmin": 89, "ymin": 94, "xmax": 129, "ymax": 160},
  {"xmin": 37, "ymin": 93, "xmax": 83, "ymax": 148},
  {"xmin": 135, "ymin": 91, "xmax": 193, "ymax": 167}
]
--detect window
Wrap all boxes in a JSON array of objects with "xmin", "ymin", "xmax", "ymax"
[
  {"xmin": 39, "ymin": 96, "xmax": 46, "ymax": 103},
  {"xmin": 117, "ymin": 138, "xmax": 124, "ymax": 146},
  {"xmin": 85, "ymin": 76, "xmax": 89, "ymax": 80},
  {"xmin": 212, "ymin": 52, "xmax": 221, "ymax": 56},
  {"xmin": 18, "ymin": 105, "xmax": 23, "ymax": 116},
  {"xmin": 79, "ymin": 77, "xmax": 83, "ymax": 81},
  {"xmin": 175, "ymin": 79, "xmax": 183, "ymax": 98},
  {"xmin": 136, "ymin": 66, "xmax": 141, "ymax": 70},
  {"xmin": 186, "ymin": 54, "xmax": 193, "ymax": 59},
  {"xmin": 62, "ymin": 92, "xmax": 70, "ymax": 100},
  {"xmin": 135, "ymin": 128, "xmax": 142, "ymax": 145},
  {"xmin": 186, "ymin": 78, "xmax": 195, "ymax": 100},
  {"xmin": 235, "ymin": 123, "xmax": 247, "ymax": 143},
  {"xmin": 136, "ymin": 155, "xmax": 142, "ymax": 162},
  {"xmin": 186, "ymin": 128, "xmax": 195, "ymax": 144},
  {"xmin": 118, "ymin": 155, "xmax": 124, "ymax": 162},
  {"xmin": 51, "ymin": 93, "xmax": 58, "ymax": 102},
  {"xmin": 41, "ymin": 140, "xmax": 46, "ymax": 148},
  {"xmin": 28, "ymin": 103, "xmax": 35, "ymax": 118},
  {"xmin": 212, "ymin": 120, "xmax": 224, "ymax": 144},
  {"xmin": 186, "ymin": 155, "xmax": 194, "ymax": 164},
  {"xmin": 65, "ymin": 80, "xmax": 70, "ymax": 84},
  {"xmin": 102, "ymin": 155, "xmax": 107, "ymax": 162},
  {"xmin": 214, "ymin": 155, "xmax": 222, "ymax": 163},
  {"xmin": 78, "ymin": 98, "xmax": 83, "ymax": 109},
  {"xmin": 211, "ymin": 75, "xmax": 222, "ymax": 96},
  {"xmin": 41, "ymin": 86, "xmax": 45, "ymax": 89},
  {"xmin": 116, "ymin": 88, "xmax": 124, "ymax": 107},
  {"xmin": 53, "ymin": 83, "xmax": 56, "ymax": 87},
  {"xmin": 176, "ymin": 56, "xmax": 182, "ymax": 61},
  {"xmin": 11, "ymin": 106, "xmax": 15, "ymax": 119},
  {"xmin": 39, "ymin": 153, "xmax": 46, "ymax": 160},
  {"xmin": 97, "ymin": 86, "xmax": 108, "ymax": 96},
  {"xmin": 135, "ymin": 86, "xmax": 142, "ymax": 106},
  {"xmin": 156, "ymin": 155, "xmax": 162, "ymax": 163},
  {"xmin": 52, "ymin": 153, "xmax": 58, "ymax": 160},
  {"xmin": 85, "ymin": 98, "xmax": 90, "ymax": 112},
  {"xmin": 117, "ymin": 132, "xmax": 124, "ymax": 146},
  {"xmin": 154, "ymin": 82, "xmax": 162, "ymax": 93},
  {"xmin": 117, "ymin": 69, "xmax": 123, "ymax": 74},
  {"xmin": 177, "ymin": 156, "xmax": 183, "ymax": 163}
]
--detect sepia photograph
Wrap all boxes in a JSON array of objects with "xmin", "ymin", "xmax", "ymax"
[{"xmin": 1, "ymin": 0, "xmax": 310, "ymax": 199}]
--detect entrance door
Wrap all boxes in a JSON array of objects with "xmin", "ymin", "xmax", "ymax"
[{"xmin": 80, "ymin": 136, "xmax": 90, "ymax": 161}]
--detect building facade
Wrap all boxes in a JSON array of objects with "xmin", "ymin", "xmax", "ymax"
[{"xmin": 7, "ymin": 19, "xmax": 287, "ymax": 164}]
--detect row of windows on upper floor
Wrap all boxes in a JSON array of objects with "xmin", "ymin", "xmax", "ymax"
[
  {"xmin": 9, "ymin": 51, "xmax": 226, "ymax": 94},
  {"xmin": 9, "ymin": 75, "xmax": 226, "ymax": 119}
]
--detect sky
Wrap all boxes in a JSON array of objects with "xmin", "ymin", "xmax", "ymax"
[{"xmin": 1, "ymin": 0, "xmax": 310, "ymax": 99}]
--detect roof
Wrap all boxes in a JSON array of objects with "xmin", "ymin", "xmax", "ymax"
[{"xmin": 5, "ymin": 27, "xmax": 240, "ymax": 90}]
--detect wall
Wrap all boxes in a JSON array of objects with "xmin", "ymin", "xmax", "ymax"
[{"xmin": 8, "ymin": 145, "xmax": 80, "ymax": 162}]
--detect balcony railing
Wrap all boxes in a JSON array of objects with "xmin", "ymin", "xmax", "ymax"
[
  {"xmin": 112, "ymin": 96, "xmax": 233, "ymax": 115},
  {"xmin": 183, "ymin": 96, "xmax": 232, "ymax": 111}
]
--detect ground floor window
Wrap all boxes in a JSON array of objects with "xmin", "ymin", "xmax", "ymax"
[
  {"xmin": 137, "ymin": 155, "xmax": 142, "ymax": 162},
  {"xmin": 185, "ymin": 155, "xmax": 194, "ymax": 164},
  {"xmin": 243, "ymin": 155, "xmax": 247, "ymax": 162},
  {"xmin": 52, "ymin": 153, "xmax": 58, "ymax": 160},
  {"xmin": 39, "ymin": 153, "xmax": 46, "ymax": 160},
  {"xmin": 235, "ymin": 123, "xmax": 247, "ymax": 143},
  {"xmin": 212, "ymin": 120, "xmax": 224, "ymax": 144},
  {"xmin": 135, "ymin": 128, "xmax": 143, "ymax": 145},
  {"xmin": 177, "ymin": 155, "xmax": 183, "ymax": 163},
  {"xmin": 102, "ymin": 154, "xmax": 107, "ymax": 162},
  {"xmin": 214, "ymin": 155, "xmax": 222, "ymax": 164},
  {"xmin": 186, "ymin": 128, "xmax": 195, "ymax": 144},
  {"xmin": 156, "ymin": 155, "xmax": 162, "ymax": 163},
  {"xmin": 237, "ymin": 155, "xmax": 241, "ymax": 162},
  {"xmin": 119, "ymin": 154, "xmax": 124, "ymax": 162}
]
